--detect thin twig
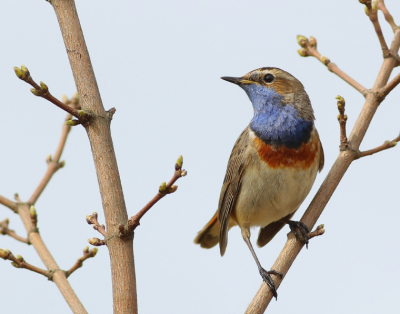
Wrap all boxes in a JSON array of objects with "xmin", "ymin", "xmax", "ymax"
[
  {"xmin": 28, "ymin": 102, "xmax": 78, "ymax": 205},
  {"xmin": 125, "ymin": 156, "xmax": 187, "ymax": 233},
  {"xmin": 306, "ymin": 224, "xmax": 325, "ymax": 240},
  {"xmin": 0, "ymin": 249, "xmax": 51, "ymax": 279},
  {"xmin": 65, "ymin": 247, "xmax": 98, "ymax": 278},
  {"xmin": 297, "ymin": 35, "xmax": 367, "ymax": 95},
  {"xmin": 364, "ymin": 1, "xmax": 390, "ymax": 57},
  {"xmin": 13, "ymin": 66, "xmax": 82, "ymax": 119},
  {"xmin": 376, "ymin": 0, "xmax": 398, "ymax": 32},
  {"xmin": 0, "ymin": 195, "xmax": 18, "ymax": 213},
  {"xmin": 0, "ymin": 219, "xmax": 29, "ymax": 244},
  {"xmin": 86, "ymin": 212, "xmax": 107, "ymax": 237},
  {"xmin": 357, "ymin": 134, "xmax": 400, "ymax": 158},
  {"xmin": 336, "ymin": 96, "xmax": 348, "ymax": 150}
]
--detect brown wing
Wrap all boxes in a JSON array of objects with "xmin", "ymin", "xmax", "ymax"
[
  {"xmin": 256, "ymin": 212, "xmax": 294, "ymax": 247},
  {"xmin": 316, "ymin": 128, "xmax": 324, "ymax": 172},
  {"xmin": 218, "ymin": 127, "xmax": 249, "ymax": 256}
]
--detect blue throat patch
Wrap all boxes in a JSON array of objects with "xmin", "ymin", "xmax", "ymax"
[{"xmin": 241, "ymin": 83, "xmax": 313, "ymax": 149}]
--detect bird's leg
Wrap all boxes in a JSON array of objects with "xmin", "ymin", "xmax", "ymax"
[
  {"xmin": 243, "ymin": 237, "xmax": 282, "ymax": 300},
  {"xmin": 280, "ymin": 218, "xmax": 310, "ymax": 248}
]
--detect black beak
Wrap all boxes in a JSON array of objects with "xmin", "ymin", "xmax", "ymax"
[{"xmin": 221, "ymin": 76, "xmax": 243, "ymax": 85}]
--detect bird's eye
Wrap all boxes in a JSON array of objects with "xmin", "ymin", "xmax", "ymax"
[{"xmin": 264, "ymin": 74, "xmax": 274, "ymax": 83}]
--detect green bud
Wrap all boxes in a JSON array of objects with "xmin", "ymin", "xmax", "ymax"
[
  {"xmin": 296, "ymin": 35, "xmax": 308, "ymax": 48},
  {"xmin": 371, "ymin": 1, "xmax": 377, "ymax": 11},
  {"xmin": 29, "ymin": 205, "xmax": 37, "ymax": 218},
  {"xmin": 335, "ymin": 95, "xmax": 345, "ymax": 107},
  {"xmin": 30, "ymin": 88, "xmax": 41, "ymax": 96},
  {"xmin": 0, "ymin": 249, "xmax": 11, "ymax": 259},
  {"xmin": 59, "ymin": 160, "xmax": 65, "ymax": 168},
  {"xmin": 14, "ymin": 67, "xmax": 23, "ymax": 79},
  {"xmin": 91, "ymin": 248, "xmax": 99, "ymax": 257},
  {"xmin": 297, "ymin": 48, "xmax": 308, "ymax": 57},
  {"xmin": 364, "ymin": 6, "xmax": 369, "ymax": 15},
  {"xmin": 83, "ymin": 246, "xmax": 89, "ymax": 253},
  {"xmin": 175, "ymin": 155, "xmax": 183, "ymax": 170},
  {"xmin": 337, "ymin": 114, "xmax": 341, "ymax": 121},
  {"xmin": 16, "ymin": 255, "xmax": 24, "ymax": 262},
  {"xmin": 11, "ymin": 262, "xmax": 20, "ymax": 268},
  {"xmin": 168, "ymin": 185, "xmax": 178, "ymax": 193},
  {"xmin": 46, "ymin": 154, "xmax": 52, "ymax": 163},
  {"xmin": 86, "ymin": 215, "xmax": 93, "ymax": 224},
  {"xmin": 40, "ymin": 81, "xmax": 49, "ymax": 93},
  {"xmin": 78, "ymin": 110, "xmax": 86, "ymax": 117},
  {"xmin": 20, "ymin": 65, "xmax": 28, "ymax": 72},
  {"xmin": 159, "ymin": 182, "xmax": 167, "ymax": 193},
  {"xmin": 181, "ymin": 170, "xmax": 187, "ymax": 177},
  {"xmin": 344, "ymin": 115, "xmax": 348, "ymax": 121}
]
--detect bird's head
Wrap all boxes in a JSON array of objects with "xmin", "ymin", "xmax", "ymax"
[
  {"xmin": 222, "ymin": 67, "xmax": 315, "ymax": 148},
  {"xmin": 221, "ymin": 67, "xmax": 314, "ymax": 122}
]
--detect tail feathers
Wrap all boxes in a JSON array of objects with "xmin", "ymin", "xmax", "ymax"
[{"xmin": 194, "ymin": 212, "xmax": 219, "ymax": 249}]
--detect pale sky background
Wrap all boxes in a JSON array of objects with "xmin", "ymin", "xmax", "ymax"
[{"xmin": 1, "ymin": 1, "xmax": 400, "ymax": 313}]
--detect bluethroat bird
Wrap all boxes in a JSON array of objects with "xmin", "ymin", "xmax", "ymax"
[{"xmin": 194, "ymin": 67, "xmax": 324, "ymax": 299}]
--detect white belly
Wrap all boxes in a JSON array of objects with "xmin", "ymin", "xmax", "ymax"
[{"xmin": 234, "ymin": 158, "xmax": 318, "ymax": 230}]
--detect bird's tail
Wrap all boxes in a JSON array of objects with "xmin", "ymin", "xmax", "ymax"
[{"xmin": 194, "ymin": 211, "xmax": 219, "ymax": 249}]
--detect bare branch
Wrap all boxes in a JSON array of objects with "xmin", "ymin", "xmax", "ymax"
[
  {"xmin": 376, "ymin": 0, "xmax": 398, "ymax": 32},
  {"xmin": 65, "ymin": 247, "xmax": 98, "ymax": 278},
  {"xmin": 125, "ymin": 156, "xmax": 187, "ymax": 233},
  {"xmin": 362, "ymin": 1, "xmax": 390, "ymax": 57},
  {"xmin": 86, "ymin": 212, "xmax": 107, "ymax": 237},
  {"xmin": 0, "ymin": 219, "xmax": 29, "ymax": 244},
  {"xmin": 13, "ymin": 66, "xmax": 83, "ymax": 119},
  {"xmin": 307, "ymin": 224, "xmax": 325, "ymax": 240},
  {"xmin": 297, "ymin": 35, "xmax": 367, "ymax": 95},
  {"xmin": 0, "ymin": 249, "xmax": 50, "ymax": 279},
  {"xmin": 377, "ymin": 72, "xmax": 400, "ymax": 98},
  {"xmin": 357, "ymin": 134, "xmax": 400, "ymax": 158},
  {"xmin": 0, "ymin": 195, "xmax": 17, "ymax": 213},
  {"xmin": 28, "ymin": 104, "xmax": 77, "ymax": 205}
]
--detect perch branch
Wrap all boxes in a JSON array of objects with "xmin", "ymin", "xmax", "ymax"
[
  {"xmin": 0, "ymin": 219, "xmax": 29, "ymax": 244},
  {"xmin": 65, "ymin": 247, "xmax": 98, "ymax": 278},
  {"xmin": 125, "ymin": 156, "xmax": 187, "ymax": 233},
  {"xmin": 297, "ymin": 35, "xmax": 367, "ymax": 95},
  {"xmin": 0, "ymin": 249, "xmax": 51, "ymax": 279},
  {"xmin": 246, "ymin": 26, "xmax": 400, "ymax": 313}
]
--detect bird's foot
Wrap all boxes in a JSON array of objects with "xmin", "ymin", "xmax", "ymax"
[
  {"xmin": 288, "ymin": 220, "xmax": 310, "ymax": 248},
  {"xmin": 259, "ymin": 267, "xmax": 283, "ymax": 300}
]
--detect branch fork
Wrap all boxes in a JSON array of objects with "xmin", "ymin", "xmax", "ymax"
[
  {"xmin": 119, "ymin": 156, "xmax": 187, "ymax": 236},
  {"xmin": 65, "ymin": 246, "xmax": 98, "ymax": 277},
  {"xmin": 86, "ymin": 212, "xmax": 107, "ymax": 246}
]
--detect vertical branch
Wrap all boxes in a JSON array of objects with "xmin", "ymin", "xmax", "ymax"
[{"xmin": 49, "ymin": 1, "xmax": 137, "ymax": 313}]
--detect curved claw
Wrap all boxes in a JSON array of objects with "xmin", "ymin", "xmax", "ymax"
[
  {"xmin": 259, "ymin": 267, "xmax": 282, "ymax": 300},
  {"xmin": 288, "ymin": 220, "xmax": 310, "ymax": 248}
]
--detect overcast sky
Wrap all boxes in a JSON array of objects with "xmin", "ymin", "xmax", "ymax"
[{"xmin": 1, "ymin": 1, "xmax": 400, "ymax": 313}]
